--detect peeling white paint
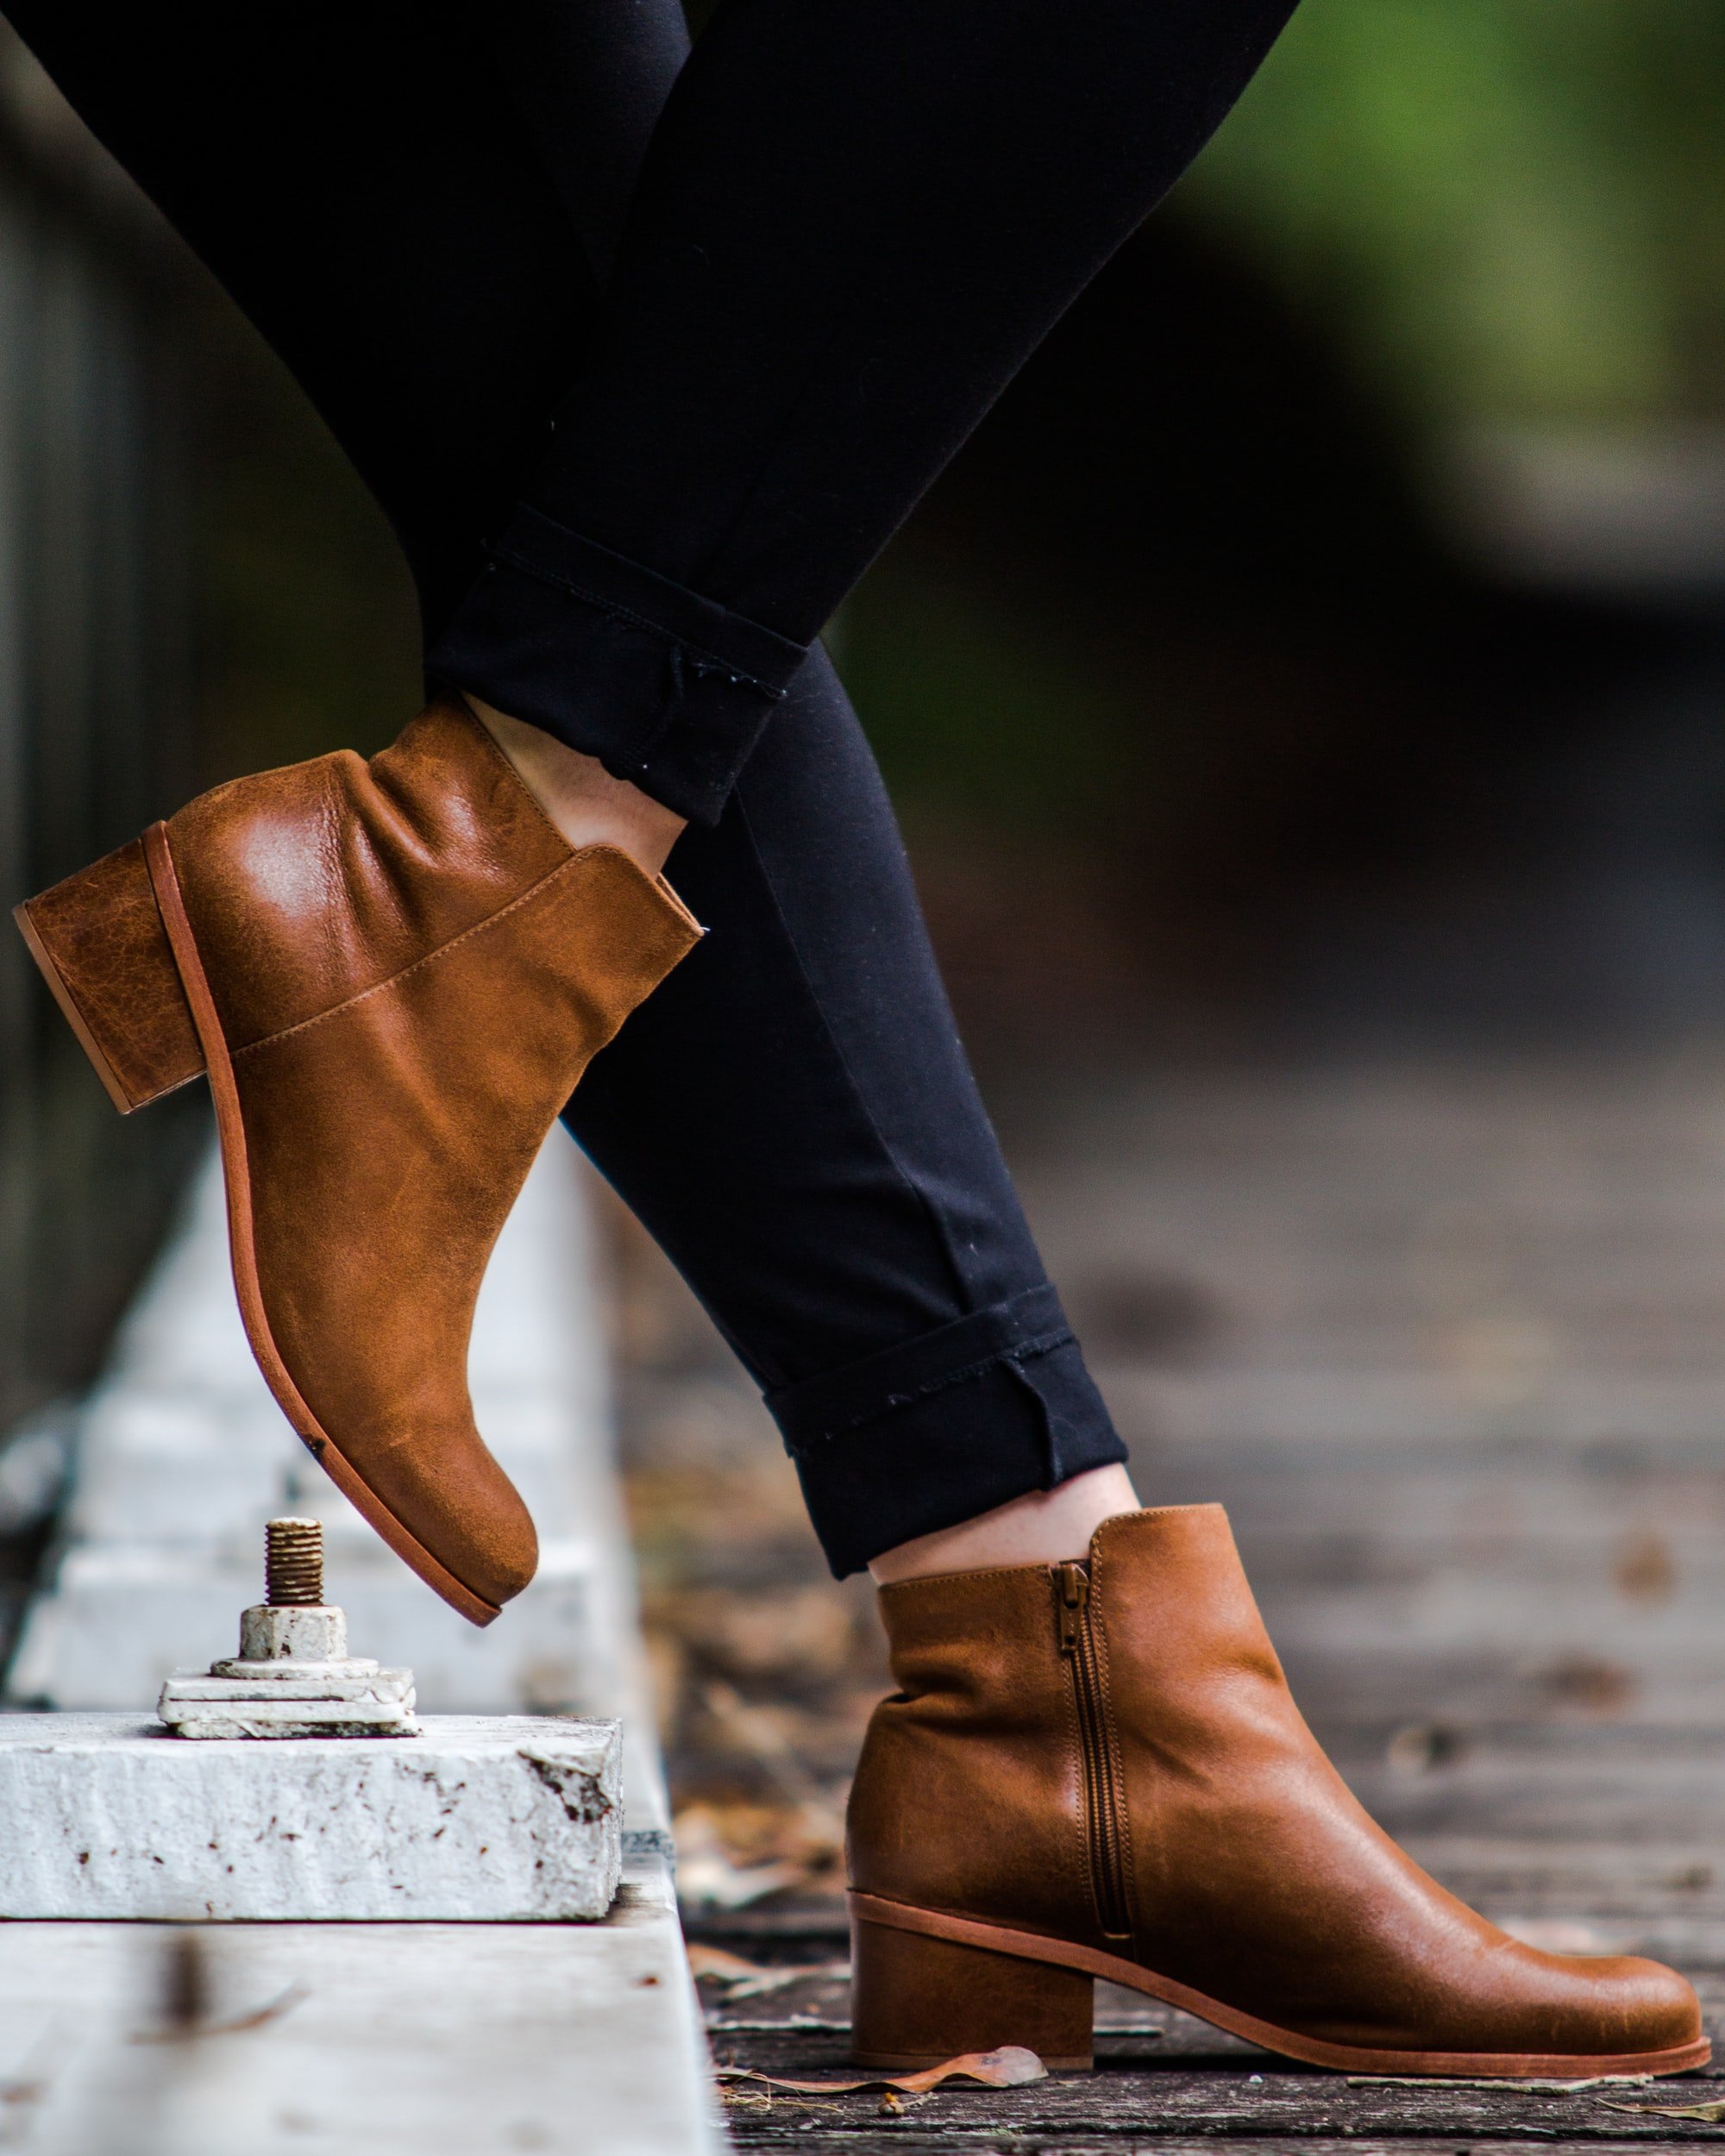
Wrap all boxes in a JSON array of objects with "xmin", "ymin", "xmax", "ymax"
[{"xmin": 0, "ymin": 1714, "xmax": 621, "ymax": 1920}]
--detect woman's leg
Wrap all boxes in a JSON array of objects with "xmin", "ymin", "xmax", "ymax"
[
  {"xmin": 1, "ymin": 5, "xmax": 663, "ymax": 644},
  {"xmin": 567, "ymin": 645, "xmax": 1131, "ymax": 1574},
  {"xmin": 9, "ymin": 3, "xmax": 1127, "ymax": 1575},
  {"xmin": 430, "ymin": 0, "xmax": 1302, "ymax": 823}
]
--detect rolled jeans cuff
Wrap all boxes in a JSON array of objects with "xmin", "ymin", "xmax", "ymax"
[
  {"xmin": 767, "ymin": 1284, "xmax": 1128, "ymax": 1578},
  {"xmin": 426, "ymin": 505, "xmax": 810, "ymax": 825}
]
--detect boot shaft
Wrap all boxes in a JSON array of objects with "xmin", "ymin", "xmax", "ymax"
[
  {"xmin": 168, "ymin": 695, "xmax": 577, "ymax": 1050},
  {"xmin": 849, "ymin": 1505, "xmax": 1286, "ymax": 1941}
]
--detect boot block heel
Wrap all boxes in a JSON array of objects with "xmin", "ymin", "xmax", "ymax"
[
  {"xmin": 16, "ymin": 833, "xmax": 204, "ymax": 1112},
  {"xmin": 850, "ymin": 1908, "xmax": 1094, "ymax": 2072}
]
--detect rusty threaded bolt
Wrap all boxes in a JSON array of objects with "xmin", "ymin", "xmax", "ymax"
[{"xmin": 265, "ymin": 1517, "xmax": 323, "ymax": 1608}]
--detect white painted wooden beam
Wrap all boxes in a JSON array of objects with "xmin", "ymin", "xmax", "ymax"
[
  {"xmin": 0, "ymin": 1712, "xmax": 622, "ymax": 1921},
  {"xmin": 0, "ymin": 1866, "xmax": 718, "ymax": 2156}
]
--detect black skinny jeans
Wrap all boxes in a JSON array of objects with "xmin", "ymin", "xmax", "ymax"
[{"xmin": 9, "ymin": 1, "xmax": 1295, "ymax": 1575}]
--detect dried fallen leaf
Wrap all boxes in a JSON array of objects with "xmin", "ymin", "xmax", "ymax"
[
  {"xmin": 718, "ymin": 2090, "xmax": 846, "ymax": 2115},
  {"xmin": 687, "ymin": 1943, "xmax": 848, "ymax": 1998},
  {"xmin": 130, "ymin": 1983, "xmax": 309, "ymax": 2045},
  {"xmin": 1348, "ymin": 2073, "xmax": 1654, "ymax": 2093},
  {"xmin": 1598, "ymin": 2098, "xmax": 1725, "ymax": 2124},
  {"xmin": 713, "ymin": 2045, "xmax": 1046, "ymax": 2096}
]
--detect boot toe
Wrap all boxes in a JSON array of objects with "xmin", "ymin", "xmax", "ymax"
[
  {"xmin": 1568, "ymin": 1953, "xmax": 1704, "ymax": 2060},
  {"xmin": 410, "ymin": 1461, "xmax": 539, "ymax": 1613},
  {"xmin": 1488, "ymin": 1947, "xmax": 1705, "ymax": 2065},
  {"xmin": 457, "ymin": 1497, "xmax": 539, "ymax": 1611},
  {"xmin": 327, "ymin": 1413, "xmax": 541, "ymax": 1618}
]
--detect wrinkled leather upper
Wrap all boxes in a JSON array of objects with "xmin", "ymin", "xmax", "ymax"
[
  {"xmin": 166, "ymin": 696, "xmax": 702, "ymax": 1608},
  {"xmin": 171, "ymin": 699, "xmax": 577, "ymax": 1052},
  {"xmin": 850, "ymin": 1505, "xmax": 1701, "ymax": 2059}
]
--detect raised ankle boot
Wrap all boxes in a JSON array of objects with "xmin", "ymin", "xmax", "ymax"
[
  {"xmin": 848, "ymin": 1504, "xmax": 1706, "ymax": 2076},
  {"xmin": 16, "ymin": 694, "xmax": 700, "ymax": 1622}
]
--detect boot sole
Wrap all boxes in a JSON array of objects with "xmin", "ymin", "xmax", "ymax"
[
  {"xmin": 18, "ymin": 822, "xmax": 501, "ymax": 1628},
  {"xmin": 849, "ymin": 1891, "xmax": 1712, "ymax": 2078}
]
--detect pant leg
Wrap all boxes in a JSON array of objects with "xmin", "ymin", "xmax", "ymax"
[
  {"xmin": 2, "ymin": 3, "xmax": 662, "ymax": 641},
  {"xmin": 11, "ymin": 1, "xmax": 1125, "ymax": 1573},
  {"xmin": 568, "ymin": 647, "xmax": 1122, "ymax": 1575},
  {"xmin": 430, "ymin": 0, "xmax": 1301, "ymax": 822}
]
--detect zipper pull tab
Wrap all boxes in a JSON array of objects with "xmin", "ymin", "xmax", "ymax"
[{"xmin": 1056, "ymin": 1561, "xmax": 1089, "ymax": 1655}]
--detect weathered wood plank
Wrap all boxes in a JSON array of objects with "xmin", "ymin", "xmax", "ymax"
[
  {"xmin": 727, "ymin": 2136, "xmax": 1725, "ymax": 2153},
  {"xmin": 715, "ymin": 2034, "xmax": 1725, "ymax": 2147},
  {"xmin": 0, "ymin": 1866, "xmax": 716, "ymax": 2156}
]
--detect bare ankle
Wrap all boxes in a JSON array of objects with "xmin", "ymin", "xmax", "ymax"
[
  {"xmin": 869, "ymin": 1464, "xmax": 1140, "ymax": 1585},
  {"xmin": 462, "ymin": 693, "xmax": 687, "ymax": 876}
]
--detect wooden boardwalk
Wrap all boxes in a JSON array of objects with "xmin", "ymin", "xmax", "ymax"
[{"xmin": 649, "ymin": 1052, "xmax": 1725, "ymax": 2148}]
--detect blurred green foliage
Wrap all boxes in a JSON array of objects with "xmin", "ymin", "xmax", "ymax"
[
  {"xmin": 835, "ymin": 1, "xmax": 1725, "ymax": 884},
  {"xmin": 1186, "ymin": 0, "xmax": 1725, "ymax": 425},
  {"xmin": 836, "ymin": 567, "xmax": 1139, "ymax": 843}
]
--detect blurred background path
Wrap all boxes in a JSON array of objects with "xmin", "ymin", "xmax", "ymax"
[
  {"xmin": 649, "ymin": 1052, "xmax": 1725, "ymax": 2142},
  {"xmin": 633, "ymin": 1048, "xmax": 1725, "ymax": 1924}
]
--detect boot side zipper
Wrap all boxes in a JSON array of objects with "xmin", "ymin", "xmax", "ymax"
[{"xmin": 1056, "ymin": 1561, "xmax": 1132, "ymax": 1941}]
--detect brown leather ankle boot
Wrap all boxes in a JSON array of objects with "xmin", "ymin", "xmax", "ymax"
[
  {"xmin": 16, "ymin": 694, "xmax": 700, "ymax": 1622},
  {"xmin": 848, "ymin": 1504, "xmax": 1706, "ymax": 2076}
]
